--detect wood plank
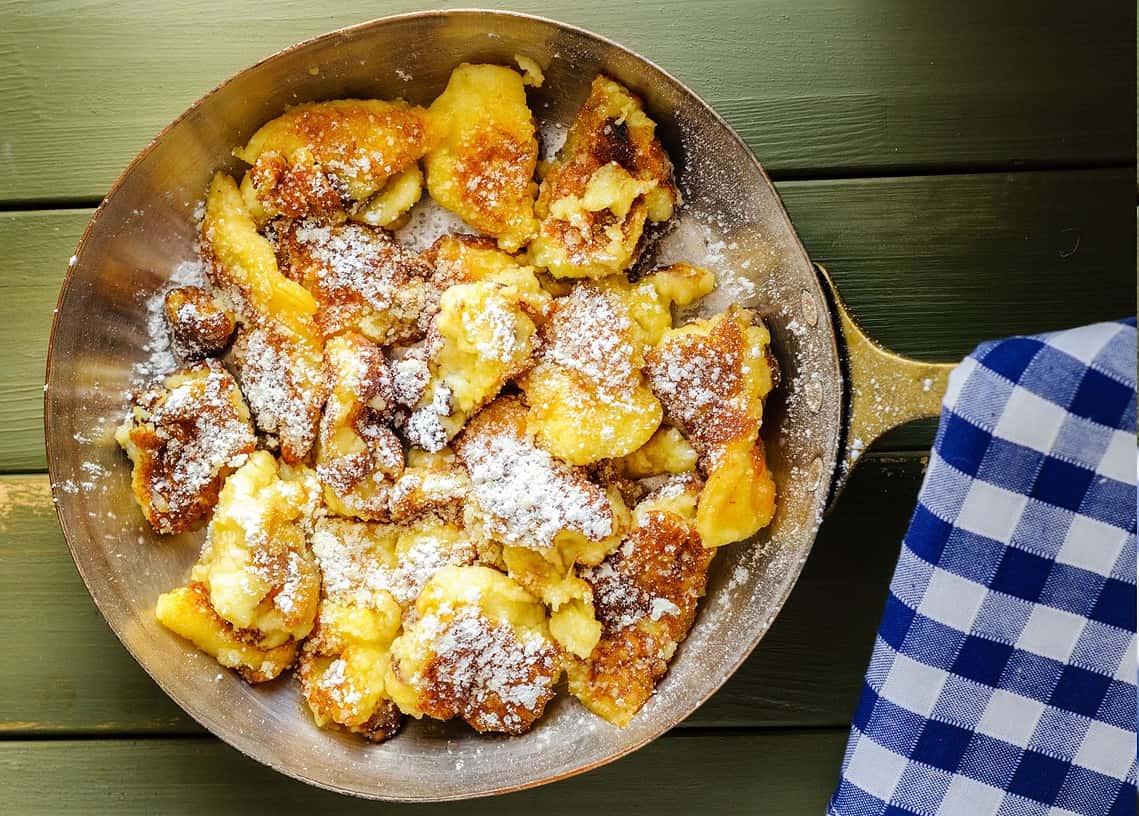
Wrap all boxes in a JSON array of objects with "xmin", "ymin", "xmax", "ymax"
[
  {"xmin": 1, "ymin": 0, "xmax": 1132, "ymax": 202},
  {"xmin": 4, "ymin": 168, "xmax": 1132, "ymax": 470},
  {"xmin": 0, "ymin": 455, "xmax": 920, "ymax": 734},
  {"xmin": 0, "ymin": 730, "xmax": 847, "ymax": 813}
]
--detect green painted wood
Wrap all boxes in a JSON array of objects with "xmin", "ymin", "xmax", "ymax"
[
  {"xmin": 0, "ymin": 0, "xmax": 1132, "ymax": 203},
  {"xmin": 3, "ymin": 168, "xmax": 1132, "ymax": 470},
  {"xmin": 0, "ymin": 730, "xmax": 847, "ymax": 813},
  {"xmin": 0, "ymin": 210, "xmax": 73, "ymax": 473},
  {"xmin": 0, "ymin": 455, "xmax": 919, "ymax": 734}
]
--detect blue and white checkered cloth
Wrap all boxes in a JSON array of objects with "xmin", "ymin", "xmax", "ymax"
[{"xmin": 830, "ymin": 319, "xmax": 1137, "ymax": 816}]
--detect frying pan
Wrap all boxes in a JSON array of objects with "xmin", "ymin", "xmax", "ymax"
[{"xmin": 44, "ymin": 9, "xmax": 954, "ymax": 801}]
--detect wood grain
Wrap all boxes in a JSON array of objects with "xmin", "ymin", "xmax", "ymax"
[
  {"xmin": 0, "ymin": 0, "xmax": 1132, "ymax": 202},
  {"xmin": 0, "ymin": 455, "xmax": 920, "ymax": 734},
  {"xmin": 0, "ymin": 730, "xmax": 848, "ymax": 814},
  {"xmin": 3, "ymin": 168, "xmax": 1132, "ymax": 470}
]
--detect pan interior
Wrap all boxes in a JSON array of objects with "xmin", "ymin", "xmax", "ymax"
[{"xmin": 44, "ymin": 11, "xmax": 842, "ymax": 801}]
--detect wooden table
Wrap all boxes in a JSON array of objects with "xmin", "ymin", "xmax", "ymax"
[{"xmin": 0, "ymin": 2, "xmax": 1133, "ymax": 812}]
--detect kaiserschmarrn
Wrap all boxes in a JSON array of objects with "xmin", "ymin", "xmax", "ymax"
[{"xmin": 121, "ymin": 60, "xmax": 780, "ymax": 745}]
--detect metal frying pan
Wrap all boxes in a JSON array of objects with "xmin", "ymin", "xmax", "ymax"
[{"xmin": 44, "ymin": 10, "xmax": 953, "ymax": 801}]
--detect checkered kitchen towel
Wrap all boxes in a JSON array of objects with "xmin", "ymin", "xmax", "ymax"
[{"xmin": 830, "ymin": 320, "xmax": 1137, "ymax": 816}]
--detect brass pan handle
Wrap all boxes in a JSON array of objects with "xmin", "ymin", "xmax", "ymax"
[{"xmin": 816, "ymin": 264, "xmax": 957, "ymax": 508}]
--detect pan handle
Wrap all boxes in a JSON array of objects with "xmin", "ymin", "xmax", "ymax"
[{"xmin": 815, "ymin": 264, "xmax": 957, "ymax": 509}]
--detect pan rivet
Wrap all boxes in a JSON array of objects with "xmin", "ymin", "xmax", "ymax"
[
  {"xmin": 806, "ymin": 456, "xmax": 823, "ymax": 491},
  {"xmin": 804, "ymin": 376, "xmax": 822, "ymax": 413},
  {"xmin": 800, "ymin": 290, "xmax": 818, "ymax": 327}
]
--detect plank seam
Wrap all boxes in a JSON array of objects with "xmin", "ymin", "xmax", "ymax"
[{"xmin": 2, "ymin": 160, "xmax": 1133, "ymax": 213}]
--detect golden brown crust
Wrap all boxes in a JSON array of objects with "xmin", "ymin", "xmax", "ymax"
[
  {"xmin": 587, "ymin": 459, "xmax": 647, "ymax": 508},
  {"xmin": 248, "ymin": 152, "xmax": 344, "ymax": 221},
  {"xmin": 587, "ymin": 506, "xmax": 711, "ymax": 641},
  {"xmin": 316, "ymin": 332, "xmax": 404, "ymax": 520},
  {"xmin": 569, "ymin": 479, "xmax": 712, "ymax": 725},
  {"xmin": 643, "ymin": 307, "xmax": 778, "ymax": 547},
  {"xmin": 163, "ymin": 286, "xmax": 236, "ymax": 361},
  {"xmin": 238, "ymin": 99, "xmax": 437, "ymax": 220},
  {"xmin": 453, "ymin": 397, "xmax": 616, "ymax": 550},
  {"xmin": 229, "ymin": 322, "xmax": 325, "ymax": 465},
  {"xmin": 420, "ymin": 233, "xmax": 510, "ymax": 284},
  {"xmin": 117, "ymin": 360, "xmax": 256, "ymax": 534},
  {"xmin": 530, "ymin": 76, "xmax": 678, "ymax": 279},
  {"xmin": 443, "ymin": 128, "xmax": 536, "ymax": 237},
  {"xmin": 540, "ymin": 79, "xmax": 674, "ymax": 206},
  {"xmin": 279, "ymin": 220, "xmax": 433, "ymax": 344},
  {"xmin": 295, "ymin": 645, "xmax": 406, "ymax": 743},
  {"xmin": 424, "ymin": 64, "xmax": 539, "ymax": 250},
  {"xmin": 644, "ymin": 306, "xmax": 758, "ymax": 452},
  {"xmin": 415, "ymin": 609, "xmax": 560, "ymax": 734},
  {"xmin": 388, "ymin": 449, "xmax": 471, "ymax": 524},
  {"xmin": 156, "ymin": 582, "xmax": 299, "ymax": 684},
  {"xmin": 357, "ymin": 699, "xmax": 406, "ymax": 742}
]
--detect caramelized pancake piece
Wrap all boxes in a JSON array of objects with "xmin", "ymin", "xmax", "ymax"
[
  {"xmin": 389, "ymin": 448, "xmax": 471, "ymax": 523},
  {"xmin": 163, "ymin": 286, "xmax": 236, "ymax": 361},
  {"xmin": 201, "ymin": 173, "xmax": 321, "ymax": 340},
  {"xmin": 519, "ymin": 264, "xmax": 713, "ymax": 465},
  {"xmin": 298, "ymin": 647, "xmax": 404, "ymax": 742},
  {"xmin": 568, "ymin": 475, "xmax": 712, "ymax": 725},
  {"xmin": 298, "ymin": 516, "xmax": 476, "ymax": 740},
  {"xmin": 201, "ymin": 173, "xmax": 324, "ymax": 462},
  {"xmin": 349, "ymin": 164, "xmax": 424, "ymax": 229},
  {"xmin": 229, "ymin": 324, "xmax": 324, "ymax": 464},
  {"xmin": 425, "ymin": 64, "xmax": 539, "ymax": 251},
  {"xmin": 155, "ymin": 582, "xmax": 298, "ymax": 683},
  {"xmin": 403, "ymin": 262, "xmax": 550, "ymax": 451},
  {"xmin": 610, "ymin": 262, "xmax": 716, "ymax": 345},
  {"xmin": 519, "ymin": 282, "xmax": 659, "ymax": 465},
  {"xmin": 116, "ymin": 360, "xmax": 255, "ymax": 534},
  {"xmin": 614, "ymin": 426, "xmax": 698, "ymax": 479},
  {"xmin": 235, "ymin": 98, "xmax": 437, "ymax": 220},
  {"xmin": 311, "ymin": 516, "xmax": 476, "ymax": 613},
  {"xmin": 280, "ymin": 219, "xmax": 433, "ymax": 344},
  {"xmin": 502, "ymin": 545, "xmax": 602, "ymax": 659},
  {"xmin": 190, "ymin": 451, "xmax": 322, "ymax": 648},
  {"xmin": 422, "ymin": 233, "xmax": 521, "ymax": 284},
  {"xmin": 415, "ymin": 233, "xmax": 529, "ymax": 328},
  {"xmin": 454, "ymin": 397, "xmax": 618, "ymax": 551},
  {"xmin": 386, "ymin": 565, "xmax": 560, "ymax": 734},
  {"xmin": 644, "ymin": 305, "xmax": 778, "ymax": 547},
  {"xmin": 530, "ymin": 76, "xmax": 679, "ymax": 279},
  {"xmin": 316, "ymin": 333, "xmax": 404, "ymax": 520}
]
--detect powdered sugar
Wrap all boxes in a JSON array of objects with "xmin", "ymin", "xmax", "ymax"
[
  {"xmin": 395, "ymin": 198, "xmax": 478, "ymax": 251},
  {"xmin": 658, "ymin": 217, "xmax": 759, "ymax": 323},
  {"xmin": 461, "ymin": 296, "xmax": 526, "ymax": 363},
  {"xmin": 403, "ymin": 381, "xmax": 453, "ymax": 453},
  {"xmin": 132, "ymin": 258, "xmax": 208, "ymax": 385},
  {"xmin": 119, "ymin": 360, "xmax": 256, "ymax": 533},
  {"xmin": 423, "ymin": 606, "xmax": 559, "ymax": 731},
  {"xmin": 311, "ymin": 520, "xmax": 475, "ymax": 610},
  {"xmin": 543, "ymin": 284, "xmax": 636, "ymax": 392},
  {"xmin": 230, "ymin": 324, "xmax": 321, "ymax": 460},
  {"xmin": 458, "ymin": 430, "xmax": 612, "ymax": 549}
]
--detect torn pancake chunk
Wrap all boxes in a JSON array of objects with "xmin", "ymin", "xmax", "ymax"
[
  {"xmin": 117, "ymin": 359, "xmax": 255, "ymax": 534},
  {"xmin": 567, "ymin": 475, "xmax": 712, "ymax": 725},
  {"xmin": 386, "ymin": 565, "xmax": 560, "ymax": 734},
  {"xmin": 235, "ymin": 98, "xmax": 437, "ymax": 220},
  {"xmin": 425, "ymin": 64, "xmax": 540, "ymax": 251},
  {"xmin": 280, "ymin": 219, "xmax": 433, "ymax": 345},
  {"xmin": 529, "ymin": 76, "xmax": 679, "ymax": 279},
  {"xmin": 644, "ymin": 305, "xmax": 778, "ymax": 547}
]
